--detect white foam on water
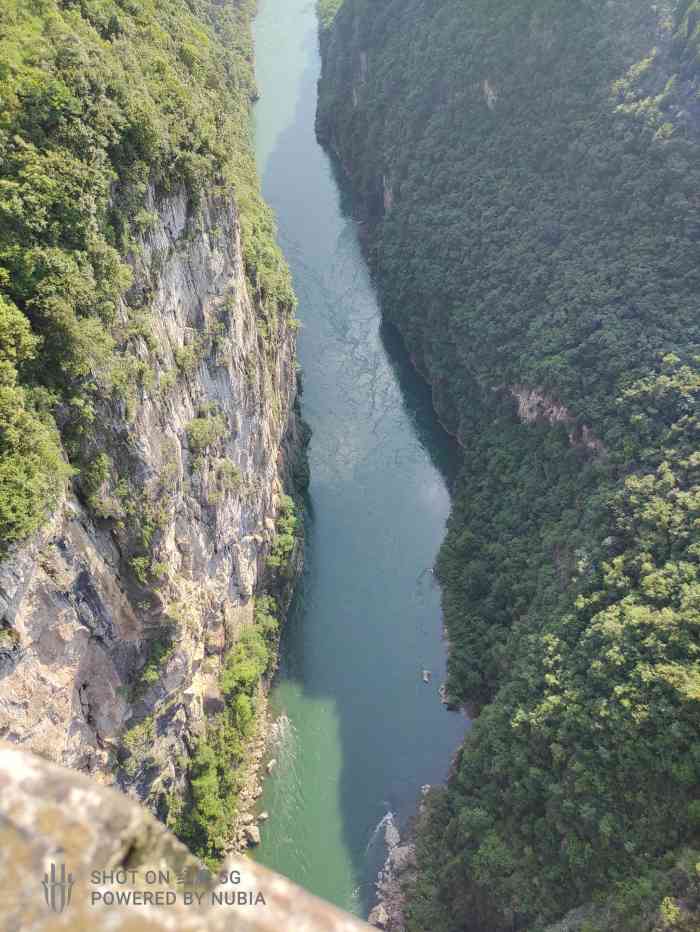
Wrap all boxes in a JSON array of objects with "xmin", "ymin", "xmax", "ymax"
[{"xmin": 365, "ymin": 811, "xmax": 396, "ymax": 854}]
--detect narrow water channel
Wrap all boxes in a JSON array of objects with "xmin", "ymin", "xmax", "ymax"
[{"xmin": 252, "ymin": 0, "xmax": 468, "ymax": 917}]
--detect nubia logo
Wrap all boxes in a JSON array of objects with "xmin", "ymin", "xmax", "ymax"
[{"xmin": 42, "ymin": 862, "xmax": 75, "ymax": 914}]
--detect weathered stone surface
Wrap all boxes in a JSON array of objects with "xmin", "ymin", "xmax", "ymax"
[
  {"xmin": 0, "ymin": 186, "xmax": 303, "ymax": 815},
  {"xmin": 387, "ymin": 846, "xmax": 415, "ymax": 875},
  {"xmin": 509, "ymin": 385, "xmax": 605, "ymax": 455},
  {"xmin": 0, "ymin": 744, "xmax": 373, "ymax": 932},
  {"xmin": 369, "ymin": 817, "xmax": 418, "ymax": 932},
  {"xmin": 244, "ymin": 824, "xmax": 261, "ymax": 847},
  {"xmin": 384, "ymin": 817, "xmax": 400, "ymax": 851},
  {"xmin": 367, "ymin": 903, "xmax": 389, "ymax": 929}
]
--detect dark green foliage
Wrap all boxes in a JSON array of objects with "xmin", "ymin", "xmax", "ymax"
[
  {"xmin": 319, "ymin": 1, "xmax": 700, "ymax": 929},
  {"xmin": 266, "ymin": 494, "xmax": 300, "ymax": 572},
  {"xmin": 0, "ymin": 293, "xmax": 72, "ymax": 543},
  {"xmin": 437, "ymin": 412, "xmax": 603, "ymax": 710},
  {"xmin": 317, "ymin": 0, "xmax": 699, "ymax": 429},
  {"xmin": 138, "ymin": 633, "xmax": 175, "ymax": 689},
  {"xmin": 426, "ymin": 371, "xmax": 700, "ymax": 929},
  {"xmin": 254, "ymin": 595, "xmax": 280, "ymax": 640},
  {"xmin": 219, "ymin": 626, "xmax": 270, "ymax": 698}
]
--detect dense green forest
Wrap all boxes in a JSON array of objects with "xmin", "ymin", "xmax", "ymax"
[
  {"xmin": 318, "ymin": 0, "xmax": 700, "ymax": 929},
  {"xmin": 0, "ymin": 0, "xmax": 293, "ymax": 546}
]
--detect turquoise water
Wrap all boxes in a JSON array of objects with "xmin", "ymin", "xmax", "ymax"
[{"xmin": 252, "ymin": 0, "xmax": 468, "ymax": 916}]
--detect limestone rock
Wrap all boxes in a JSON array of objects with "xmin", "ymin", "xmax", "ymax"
[
  {"xmin": 0, "ymin": 744, "xmax": 374, "ymax": 931},
  {"xmin": 384, "ymin": 816, "xmax": 400, "ymax": 850},
  {"xmin": 369, "ymin": 819, "xmax": 417, "ymax": 932},
  {"xmin": 389, "ymin": 846, "xmax": 416, "ymax": 874},
  {"xmin": 367, "ymin": 903, "xmax": 390, "ymax": 929},
  {"xmin": 0, "ymin": 185, "xmax": 304, "ymax": 818},
  {"xmin": 245, "ymin": 824, "xmax": 262, "ymax": 847}
]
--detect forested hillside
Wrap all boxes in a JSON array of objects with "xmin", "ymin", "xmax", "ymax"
[
  {"xmin": 0, "ymin": 0, "xmax": 292, "ymax": 545},
  {"xmin": 317, "ymin": 1, "xmax": 700, "ymax": 929}
]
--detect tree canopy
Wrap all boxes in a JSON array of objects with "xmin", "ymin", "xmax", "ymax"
[{"xmin": 318, "ymin": 0, "xmax": 700, "ymax": 928}]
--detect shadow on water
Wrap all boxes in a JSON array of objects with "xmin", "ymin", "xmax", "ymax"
[
  {"xmin": 252, "ymin": 2, "xmax": 469, "ymax": 917},
  {"xmin": 379, "ymin": 319, "xmax": 463, "ymax": 492},
  {"xmin": 323, "ymin": 143, "xmax": 463, "ymax": 492}
]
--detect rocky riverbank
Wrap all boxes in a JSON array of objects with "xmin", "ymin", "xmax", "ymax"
[
  {"xmin": 227, "ymin": 536, "xmax": 304, "ymax": 854},
  {"xmin": 367, "ymin": 796, "xmax": 429, "ymax": 932},
  {"xmin": 227, "ymin": 694, "xmax": 272, "ymax": 852}
]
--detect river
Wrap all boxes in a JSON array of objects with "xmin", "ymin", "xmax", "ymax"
[{"xmin": 252, "ymin": 0, "xmax": 468, "ymax": 917}]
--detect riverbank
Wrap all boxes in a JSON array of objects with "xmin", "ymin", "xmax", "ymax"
[
  {"xmin": 225, "ymin": 690, "xmax": 269, "ymax": 852},
  {"xmin": 366, "ymin": 806, "xmax": 423, "ymax": 932},
  {"xmin": 227, "ymin": 534, "xmax": 306, "ymax": 854}
]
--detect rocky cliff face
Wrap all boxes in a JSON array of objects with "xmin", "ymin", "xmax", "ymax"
[{"xmin": 0, "ymin": 184, "xmax": 304, "ymax": 814}]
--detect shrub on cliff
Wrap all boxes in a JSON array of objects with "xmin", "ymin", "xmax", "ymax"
[
  {"xmin": 0, "ymin": 295, "xmax": 70, "ymax": 543},
  {"xmin": 178, "ymin": 607, "xmax": 276, "ymax": 861}
]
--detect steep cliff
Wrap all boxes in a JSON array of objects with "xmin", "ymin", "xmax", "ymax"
[
  {"xmin": 0, "ymin": 182, "xmax": 302, "ymax": 811},
  {"xmin": 0, "ymin": 0, "xmax": 306, "ymax": 864},
  {"xmin": 318, "ymin": 1, "xmax": 700, "ymax": 930}
]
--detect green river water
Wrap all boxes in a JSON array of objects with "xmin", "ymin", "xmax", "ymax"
[{"xmin": 252, "ymin": 0, "xmax": 469, "ymax": 917}]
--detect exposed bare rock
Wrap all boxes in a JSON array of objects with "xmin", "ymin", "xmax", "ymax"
[
  {"xmin": 384, "ymin": 816, "xmax": 400, "ymax": 851},
  {"xmin": 543, "ymin": 905, "xmax": 604, "ymax": 932},
  {"xmin": 0, "ymin": 505, "xmax": 136, "ymax": 778},
  {"xmin": 245, "ymin": 825, "xmax": 262, "ymax": 847},
  {"xmin": 511, "ymin": 384, "xmax": 572, "ymax": 427},
  {"xmin": 510, "ymin": 385, "xmax": 606, "ymax": 455},
  {"xmin": 368, "ymin": 902, "xmax": 390, "ymax": 929},
  {"xmin": 368, "ymin": 816, "xmax": 417, "ymax": 932},
  {"xmin": 387, "ymin": 846, "xmax": 416, "ymax": 875},
  {"xmin": 0, "ymin": 185, "xmax": 304, "ymax": 817},
  {"xmin": 0, "ymin": 743, "xmax": 373, "ymax": 932}
]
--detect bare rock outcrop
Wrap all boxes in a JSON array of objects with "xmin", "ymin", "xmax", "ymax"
[
  {"xmin": 368, "ymin": 814, "xmax": 417, "ymax": 932},
  {"xmin": 0, "ymin": 743, "xmax": 372, "ymax": 932},
  {"xmin": 510, "ymin": 385, "xmax": 606, "ymax": 455},
  {"xmin": 0, "ymin": 185, "xmax": 304, "ymax": 815}
]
